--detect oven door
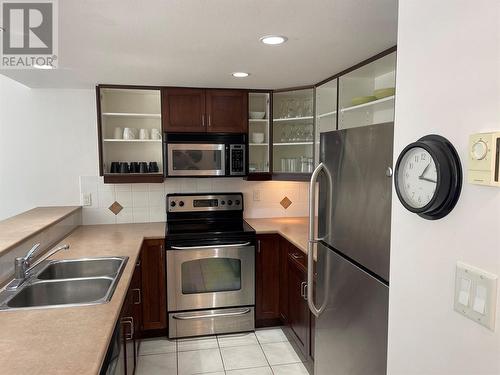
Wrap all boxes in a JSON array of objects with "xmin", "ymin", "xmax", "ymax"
[
  {"xmin": 167, "ymin": 143, "xmax": 226, "ymax": 176},
  {"xmin": 166, "ymin": 243, "xmax": 255, "ymax": 311}
]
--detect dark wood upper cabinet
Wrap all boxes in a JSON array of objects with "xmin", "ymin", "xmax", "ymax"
[
  {"xmin": 162, "ymin": 88, "xmax": 206, "ymax": 132},
  {"xmin": 162, "ymin": 88, "xmax": 248, "ymax": 133},
  {"xmin": 255, "ymin": 234, "xmax": 281, "ymax": 327},
  {"xmin": 141, "ymin": 239, "xmax": 167, "ymax": 331},
  {"xmin": 205, "ymin": 89, "xmax": 248, "ymax": 133}
]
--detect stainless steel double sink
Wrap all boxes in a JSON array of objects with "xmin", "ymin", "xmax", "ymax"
[{"xmin": 0, "ymin": 257, "xmax": 128, "ymax": 310}]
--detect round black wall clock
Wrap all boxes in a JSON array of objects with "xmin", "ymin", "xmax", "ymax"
[{"xmin": 394, "ymin": 135, "xmax": 462, "ymax": 220}]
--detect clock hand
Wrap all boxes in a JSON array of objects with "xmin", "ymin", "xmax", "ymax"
[
  {"xmin": 419, "ymin": 162, "xmax": 431, "ymax": 179},
  {"xmin": 419, "ymin": 176, "xmax": 437, "ymax": 183}
]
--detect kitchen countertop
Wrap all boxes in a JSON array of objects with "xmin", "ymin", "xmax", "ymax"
[
  {"xmin": 0, "ymin": 222, "xmax": 165, "ymax": 375},
  {"xmin": 245, "ymin": 217, "xmax": 309, "ymax": 253},
  {"xmin": 0, "ymin": 214, "xmax": 310, "ymax": 374},
  {"xmin": 0, "ymin": 206, "xmax": 81, "ymax": 256}
]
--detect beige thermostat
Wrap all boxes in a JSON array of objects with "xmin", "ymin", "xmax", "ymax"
[{"xmin": 468, "ymin": 132, "xmax": 500, "ymax": 186}]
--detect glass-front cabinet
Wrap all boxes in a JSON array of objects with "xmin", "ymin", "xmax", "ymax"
[
  {"xmin": 338, "ymin": 51, "xmax": 396, "ymax": 129},
  {"xmin": 315, "ymin": 79, "xmax": 338, "ymax": 165},
  {"xmin": 248, "ymin": 92, "xmax": 271, "ymax": 174},
  {"xmin": 272, "ymin": 88, "xmax": 314, "ymax": 175},
  {"xmin": 98, "ymin": 87, "xmax": 164, "ymax": 183}
]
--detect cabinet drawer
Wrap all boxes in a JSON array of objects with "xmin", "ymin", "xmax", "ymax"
[{"xmin": 288, "ymin": 247, "xmax": 307, "ymax": 269}]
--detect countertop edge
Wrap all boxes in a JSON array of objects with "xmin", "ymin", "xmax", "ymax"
[{"xmin": 0, "ymin": 206, "xmax": 82, "ymax": 257}]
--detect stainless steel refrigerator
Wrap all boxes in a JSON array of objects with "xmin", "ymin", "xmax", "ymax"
[{"xmin": 307, "ymin": 122, "xmax": 394, "ymax": 375}]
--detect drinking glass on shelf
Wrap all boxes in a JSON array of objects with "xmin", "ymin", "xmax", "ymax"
[
  {"xmin": 304, "ymin": 99, "xmax": 313, "ymax": 117},
  {"xmin": 279, "ymin": 101, "xmax": 287, "ymax": 118},
  {"xmin": 280, "ymin": 125, "xmax": 288, "ymax": 142},
  {"xmin": 296, "ymin": 126, "xmax": 304, "ymax": 141}
]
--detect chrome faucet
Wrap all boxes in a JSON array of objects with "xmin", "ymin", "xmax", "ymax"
[{"xmin": 6, "ymin": 243, "xmax": 70, "ymax": 290}]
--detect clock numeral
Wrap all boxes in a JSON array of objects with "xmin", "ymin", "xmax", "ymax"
[
  {"xmin": 421, "ymin": 153, "xmax": 426, "ymax": 160},
  {"xmin": 409, "ymin": 162, "xmax": 413, "ymax": 170},
  {"xmin": 414, "ymin": 155, "xmax": 419, "ymax": 162}
]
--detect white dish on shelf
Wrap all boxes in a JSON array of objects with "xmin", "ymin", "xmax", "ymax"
[
  {"xmin": 252, "ymin": 132, "xmax": 265, "ymax": 143},
  {"xmin": 249, "ymin": 111, "xmax": 265, "ymax": 119}
]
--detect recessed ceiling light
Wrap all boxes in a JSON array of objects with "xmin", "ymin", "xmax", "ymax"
[
  {"xmin": 260, "ymin": 35, "xmax": 288, "ymax": 45},
  {"xmin": 232, "ymin": 72, "xmax": 249, "ymax": 78}
]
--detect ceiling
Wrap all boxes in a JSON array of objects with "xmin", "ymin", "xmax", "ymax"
[{"xmin": 0, "ymin": 0, "xmax": 398, "ymax": 89}]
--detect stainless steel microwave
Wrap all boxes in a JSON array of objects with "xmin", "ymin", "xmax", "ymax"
[{"xmin": 164, "ymin": 133, "xmax": 247, "ymax": 177}]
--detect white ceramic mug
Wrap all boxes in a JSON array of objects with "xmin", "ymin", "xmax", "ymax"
[
  {"xmin": 139, "ymin": 128, "xmax": 149, "ymax": 140},
  {"xmin": 123, "ymin": 128, "xmax": 136, "ymax": 140},
  {"xmin": 150, "ymin": 128, "xmax": 161, "ymax": 140},
  {"xmin": 113, "ymin": 127, "xmax": 123, "ymax": 139}
]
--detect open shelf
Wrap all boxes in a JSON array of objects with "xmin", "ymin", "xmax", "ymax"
[
  {"xmin": 103, "ymin": 139, "xmax": 162, "ymax": 143},
  {"xmin": 273, "ymin": 116, "xmax": 314, "ymax": 122},
  {"xmin": 317, "ymin": 110, "xmax": 337, "ymax": 118},
  {"xmin": 103, "ymin": 173, "xmax": 164, "ymax": 184},
  {"xmin": 274, "ymin": 142, "xmax": 314, "ymax": 146},
  {"xmin": 341, "ymin": 95, "xmax": 395, "ymax": 112},
  {"xmin": 102, "ymin": 112, "xmax": 161, "ymax": 118}
]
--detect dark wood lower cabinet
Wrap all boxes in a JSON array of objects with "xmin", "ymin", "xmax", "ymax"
[
  {"xmin": 140, "ymin": 239, "xmax": 167, "ymax": 331},
  {"xmin": 287, "ymin": 254, "xmax": 310, "ymax": 358},
  {"xmin": 255, "ymin": 234, "xmax": 281, "ymax": 327},
  {"xmin": 255, "ymin": 235, "xmax": 315, "ymax": 364},
  {"xmin": 120, "ymin": 287, "xmax": 137, "ymax": 375}
]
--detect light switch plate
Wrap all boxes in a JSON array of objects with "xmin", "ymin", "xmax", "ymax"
[
  {"xmin": 454, "ymin": 262, "xmax": 498, "ymax": 330},
  {"xmin": 253, "ymin": 190, "xmax": 261, "ymax": 201}
]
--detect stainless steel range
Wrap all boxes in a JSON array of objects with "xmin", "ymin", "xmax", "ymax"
[{"xmin": 165, "ymin": 193, "xmax": 256, "ymax": 339}]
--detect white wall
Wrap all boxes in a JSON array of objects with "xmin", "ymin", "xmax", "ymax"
[
  {"xmin": 0, "ymin": 75, "xmax": 98, "ymax": 220},
  {"xmin": 79, "ymin": 176, "xmax": 309, "ymax": 224},
  {"xmin": 388, "ymin": 1, "xmax": 500, "ymax": 374},
  {"xmin": 0, "ymin": 74, "xmax": 308, "ymax": 221}
]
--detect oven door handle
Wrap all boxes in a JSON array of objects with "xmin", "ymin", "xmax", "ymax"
[
  {"xmin": 172, "ymin": 308, "xmax": 252, "ymax": 320},
  {"xmin": 170, "ymin": 242, "xmax": 251, "ymax": 250}
]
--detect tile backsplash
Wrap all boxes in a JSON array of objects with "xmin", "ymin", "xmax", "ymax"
[{"xmin": 79, "ymin": 176, "xmax": 309, "ymax": 225}]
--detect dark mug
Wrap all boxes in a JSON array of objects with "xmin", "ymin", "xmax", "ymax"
[
  {"xmin": 119, "ymin": 162, "xmax": 130, "ymax": 173},
  {"xmin": 110, "ymin": 162, "xmax": 120, "ymax": 173},
  {"xmin": 139, "ymin": 162, "xmax": 149, "ymax": 173},
  {"xmin": 130, "ymin": 162, "xmax": 140, "ymax": 173},
  {"xmin": 149, "ymin": 161, "xmax": 159, "ymax": 173}
]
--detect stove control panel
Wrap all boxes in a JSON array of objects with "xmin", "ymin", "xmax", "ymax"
[{"xmin": 167, "ymin": 194, "xmax": 243, "ymax": 212}]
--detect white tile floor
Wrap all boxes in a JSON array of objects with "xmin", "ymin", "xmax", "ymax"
[{"xmin": 136, "ymin": 328, "xmax": 310, "ymax": 375}]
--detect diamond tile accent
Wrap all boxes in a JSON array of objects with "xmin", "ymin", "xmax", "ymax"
[
  {"xmin": 280, "ymin": 196, "xmax": 292, "ymax": 209},
  {"xmin": 108, "ymin": 201, "xmax": 123, "ymax": 215}
]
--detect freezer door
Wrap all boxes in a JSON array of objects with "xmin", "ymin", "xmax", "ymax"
[
  {"xmin": 315, "ymin": 242, "xmax": 388, "ymax": 375},
  {"xmin": 318, "ymin": 122, "xmax": 393, "ymax": 281}
]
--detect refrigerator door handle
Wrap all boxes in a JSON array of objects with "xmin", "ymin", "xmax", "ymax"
[{"xmin": 307, "ymin": 162, "xmax": 333, "ymax": 317}]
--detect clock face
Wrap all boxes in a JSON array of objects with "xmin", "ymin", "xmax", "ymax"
[{"xmin": 397, "ymin": 147, "xmax": 438, "ymax": 209}]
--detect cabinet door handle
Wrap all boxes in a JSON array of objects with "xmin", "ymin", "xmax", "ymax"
[
  {"xmin": 257, "ymin": 240, "xmax": 261, "ymax": 253},
  {"xmin": 291, "ymin": 252, "xmax": 303, "ymax": 260},
  {"xmin": 121, "ymin": 317, "xmax": 134, "ymax": 340},
  {"xmin": 208, "ymin": 114, "xmax": 211, "ymax": 127},
  {"xmin": 300, "ymin": 281, "xmax": 306, "ymax": 298},
  {"xmin": 202, "ymin": 114, "xmax": 205, "ymax": 127},
  {"xmin": 132, "ymin": 288, "xmax": 141, "ymax": 305},
  {"xmin": 303, "ymin": 283, "xmax": 308, "ymax": 301}
]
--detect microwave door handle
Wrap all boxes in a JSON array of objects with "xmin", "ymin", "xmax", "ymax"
[{"xmin": 170, "ymin": 242, "xmax": 251, "ymax": 250}]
